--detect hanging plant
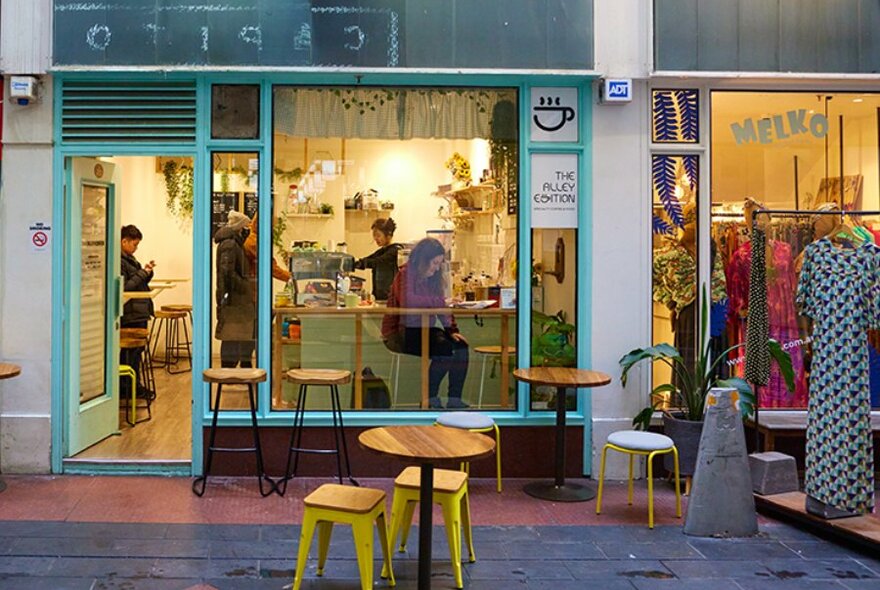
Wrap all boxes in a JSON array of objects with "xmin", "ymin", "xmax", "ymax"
[
  {"xmin": 162, "ymin": 159, "xmax": 194, "ymax": 219},
  {"xmin": 273, "ymin": 214, "xmax": 287, "ymax": 258},
  {"xmin": 220, "ymin": 170, "xmax": 230, "ymax": 193},
  {"xmin": 274, "ymin": 166, "xmax": 304, "ymax": 184}
]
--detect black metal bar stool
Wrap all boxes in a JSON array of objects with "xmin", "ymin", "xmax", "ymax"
[
  {"xmin": 192, "ymin": 367, "xmax": 275, "ymax": 497},
  {"xmin": 277, "ymin": 368, "xmax": 359, "ymax": 496},
  {"xmin": 149, "ymin": 309, "xmax": 192, "ymax": 374}
]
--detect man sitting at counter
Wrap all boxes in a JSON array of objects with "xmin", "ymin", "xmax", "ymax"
[
  {"xmin": 354, "ymin": 217, "xmax": 402, "ymax": 301},
  {"xmin": 381, "ymin": 237, "xmax": 469, "ymax": 409}
]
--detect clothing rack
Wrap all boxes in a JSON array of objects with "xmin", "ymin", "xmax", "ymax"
[{"xmin": 747, "ymin": 208, "xmax": 880, "ymax": 451}]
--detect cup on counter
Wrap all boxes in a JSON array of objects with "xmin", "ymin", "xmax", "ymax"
[{"xmin": 344, "ymin": 293, "xmax": 360, "ymax": 308}]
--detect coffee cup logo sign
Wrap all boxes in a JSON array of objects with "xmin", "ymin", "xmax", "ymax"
[
  {"xmin": 530, "ymin": 153, "xmax": 578, "ymax": 229},
  {"xmin": 530, "ymin": 87, "xmax": 578, "ymax": 143}
]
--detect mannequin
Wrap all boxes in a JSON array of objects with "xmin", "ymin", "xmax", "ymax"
[{"xmin": 726, "ymin": 199, "xmax": 807, "ymax": 407}]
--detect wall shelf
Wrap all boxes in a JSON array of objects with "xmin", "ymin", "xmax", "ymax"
[{"xmin": 287, "ymin": 213, "xmax": 332, "ymax": 218}]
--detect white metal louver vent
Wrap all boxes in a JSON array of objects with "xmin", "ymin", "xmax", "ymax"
[{"xmin": 61, "ymin": 80, "xmax": 197, "ymax": 143}]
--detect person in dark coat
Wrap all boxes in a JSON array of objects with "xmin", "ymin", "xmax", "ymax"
[
  {"xmin": 121, "ymin": 225, "xmax": 155, "ymax": 328},
  {"xmin": 354, "ymin": 217, "xmax": 402, "ymax": 301},
  {"xmin": 214, "ymin": 210, "xmax": 256, "ymax": 368},
  {"xmin": 120, "ymin": 224, "xmax": 155, "ymax": 401}
]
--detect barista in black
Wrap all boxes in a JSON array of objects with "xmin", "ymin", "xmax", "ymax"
[{"xmin": 354, "ymin": 217, "xmax": 402, "ymax": 301}]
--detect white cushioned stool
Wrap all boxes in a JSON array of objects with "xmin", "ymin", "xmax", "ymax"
[
  {"xmin": 595, "ymin": 430, "xmax": 681, "ymax": 528},
  {"xmin": 435, "ymin": 412, "xmax": 502, "ymax": 493}
]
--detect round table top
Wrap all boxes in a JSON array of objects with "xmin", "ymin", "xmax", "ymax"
[
  {"xmin": 0, "ymin": 363, "xmax": 21, "ymax": 380},
  {"xmin": 513, "ymin": 367, "xmax": 611, "ymax": 388},
  {"xmin": 359, "ymin": 425, "xmax": 496, "ymax": 463}
]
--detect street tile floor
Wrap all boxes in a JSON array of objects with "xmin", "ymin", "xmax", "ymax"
[{"xmin": 0, "ymin": 475, "xmax": 877, "ymax": 589}]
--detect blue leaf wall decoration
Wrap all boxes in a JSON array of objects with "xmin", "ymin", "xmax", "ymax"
[
  {"xmin": 652, "ymin": 155, "xmax": 683, "ymax": 227},
  {"xmin": 676, "ymin": 90, "xmax": 699, "ymax": 142},
  {"xmin": 652, "ymin": 91, "xmax": 678, "ymax": 142},
  {"xmin": 683, "ymin": 155, "xmax": 699, "ymax": 192},
  {"xmin": 652, "ymin": 214, "xmax": 674, "ymax": 235}
]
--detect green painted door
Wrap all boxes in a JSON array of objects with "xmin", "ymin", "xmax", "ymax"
[{"xmin": 65, "ymin": 158, "xmax": 122, "ymax": 455}]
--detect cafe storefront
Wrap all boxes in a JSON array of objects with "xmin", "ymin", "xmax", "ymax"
[{"xmin": 48, "ymin": 2, "xmax": 598, "ymax": 477}]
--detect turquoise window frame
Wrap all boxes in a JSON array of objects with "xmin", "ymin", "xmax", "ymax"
[{"xmin": 50, "ymin": 72, "xmax": 595, "ymax": 476}]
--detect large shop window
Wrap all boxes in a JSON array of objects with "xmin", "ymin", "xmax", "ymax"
[
  {"xmin": 711, "ymin": 91, "xmax": 880, "ymax": 410},
  {"xmin": 270, "ymin": 86, "xmax": 519, "ymax": 412}
]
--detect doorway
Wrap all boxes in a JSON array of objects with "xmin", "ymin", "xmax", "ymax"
[{"xmin": 63, "ymin": 156, "xmax": 195, "ymax": 463}]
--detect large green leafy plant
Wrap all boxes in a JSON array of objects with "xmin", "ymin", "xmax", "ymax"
[
  {"xmin": 619, "ymin": 289, "xmax": 794, "ymax": 430},
  {"xmin": 531, "ymin": 310, "xmax": 576, "ymax": 367}
]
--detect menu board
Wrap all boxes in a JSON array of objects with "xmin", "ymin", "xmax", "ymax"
[
  {"xmin": 211, "ymin": 192, "xmax": 239, "ymax": 238},
  {"xmin": 243, "ymin": 192, "xmax": 258, "ymax": 220}
]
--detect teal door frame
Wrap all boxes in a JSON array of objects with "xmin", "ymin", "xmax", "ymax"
[{"xmin": 50, "ymin": 72, "xmax": 595, "ymax": 476}]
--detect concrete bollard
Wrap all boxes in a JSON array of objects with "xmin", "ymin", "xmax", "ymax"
[
  {"xmin": 749, "ymin": 452, "xmax": 799, "ymax": 495},
  {"xmin": 684, "ymin": 388, "xmax": 758, "ymax": 537}
]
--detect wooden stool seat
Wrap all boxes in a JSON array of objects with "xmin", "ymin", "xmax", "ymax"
[
  {"xmin": 304, "ymin": 483, "xmax": 386, "ymax": 513},
  {"xmin": 294, "ymin": 484, "xmax": 395, "ymax": 590},
  {"xmin": 390, "ymin": 466, "xmax": 475, "ymax": 588},
  {"xmin": 154, "ymin": 309, "xmax": 187, "ymax": 320},
  {"xmin": 286, "ymin": 368, "xmax": 352, "ymax": 385},
  {"xmin": 473, "ymin": 345, "xmax": 516, "ymax": 355},
  {"xmin": 161, "ymin": 304, "xmax": 192, "ymax": 313},
  {"xmin": 202, "ymin": 368, "xmax": 267, "ymax": 384},
  {"xmin": 194, "ymin": 367, "xmax": 273, "ymax": 497},
  {"xmin": 120, "ymin": 336, "xmax": 148, "ymax": 349},
  {"xmin": 395, "ymin": 465, "xmax": 466, "ymax": 493},
  {"xmin": 278, "ymin": 368, "xmax": 357, "ymax": 494},
  {"xmin": 121, "ymin": 327, "xmax": 151, "ymax": 340}
]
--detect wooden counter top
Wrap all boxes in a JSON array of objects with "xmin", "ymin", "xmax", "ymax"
[{"xmin": 274, "ymin": 305, "xmax": 515, "ymax": 316}]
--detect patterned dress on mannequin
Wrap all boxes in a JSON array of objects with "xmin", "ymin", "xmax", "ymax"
[{"xmin": 796, "ymin": 238, "xmax": 877, "ymax": 514}]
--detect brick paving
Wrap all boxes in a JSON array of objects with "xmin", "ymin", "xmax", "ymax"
[{"xmin": 0, "ymin": 475, "xmax": 876, "ymax": 589}]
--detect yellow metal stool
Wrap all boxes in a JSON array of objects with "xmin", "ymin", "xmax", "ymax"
[
  {"xmin": 294, "ymin": 484, "xmax": 395, "ymax": 590},
  {"xmin": 119, "ymin": 364, "xmax": 137, "ymax": 425},
  {"xmin": 435, "ymin": 412, "xmax": 502, "ymax": 493},
  {"xmin": 389, "ymin": 466, "xmax": 474, "ymax": 589},
  {"xmin": 596, "ymin": 430, "xmax": 682, "ymax": 529}
]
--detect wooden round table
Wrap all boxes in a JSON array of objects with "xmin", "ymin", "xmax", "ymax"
[
  {"xmin": 0, "ymin": 363, "xmax": 22, "ymax": 494},
  {"xmin": 513, "ymin": 367, "xmax": 611, "ymax": 502},
  {"xmin": 359, "ymin": 425, "xmax": 495, "ymax": 590}
]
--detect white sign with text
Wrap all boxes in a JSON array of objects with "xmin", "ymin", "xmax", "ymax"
[{"xmin": 530, "ymin": 153, "xmax": 578, "ymax": 229}]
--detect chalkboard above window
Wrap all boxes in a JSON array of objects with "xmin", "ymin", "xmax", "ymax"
[{"xmin": 53, "ymin": 0, "xmax": 593, "ymax": 70}]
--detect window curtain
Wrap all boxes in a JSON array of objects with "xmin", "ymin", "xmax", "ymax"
[{"xmin": 274, "ymin": 87, "xmax": 513, "ymax": 140}]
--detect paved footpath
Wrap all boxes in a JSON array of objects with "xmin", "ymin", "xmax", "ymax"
[
  {"xmin": 1, "ymin": 520, "xmax": 879, "ymax": 589},
  {"xmin": 0, "ymin": 476, "xmax": 877, "ymax": 589}
]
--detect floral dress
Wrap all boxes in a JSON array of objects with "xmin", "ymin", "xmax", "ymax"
[{"xmin": 796, "ymin": 238, "xmax": 877, "ymax": 514}]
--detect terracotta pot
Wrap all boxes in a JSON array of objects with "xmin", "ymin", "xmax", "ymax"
[{"xmin": 662, "ymin": 411, "xmax": 704, "ymax": 476}]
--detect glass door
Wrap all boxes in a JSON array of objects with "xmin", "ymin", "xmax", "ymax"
[{"xmin": 65, "ymin": 157, "xmax": 122, "ymax": 455}]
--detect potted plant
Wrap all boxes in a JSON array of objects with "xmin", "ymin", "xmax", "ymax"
[
  {"xmin": 531, "ymin": 309, "xmax": 577, "ymax": 409},
  {"xmin": 619, "ymin": 292, "xmax": 794, "ymax": 476}
]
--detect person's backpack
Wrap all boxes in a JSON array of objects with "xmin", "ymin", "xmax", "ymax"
[{"xmin": 359, "ymin": 366, "xmax": 391, "ymax": 409}]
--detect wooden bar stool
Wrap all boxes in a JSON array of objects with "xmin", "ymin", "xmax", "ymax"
[
  {"xmin": 596, "ymin": 430, "xmax": 682, "ymax": 529},
  {"xmin": 160, "ymin": 304, "xmax": 193, "ymax": 370},
  {"xmin": 277, "ymin": 368, "xmax": 358, "ymax": 496},
  {"xmin": 192, "ymin": 368, "xmax": 275, "ymax": 497},
  {"xmin": 472, "ymin": 345, "xmax": 516, "ymax": 408},
  {"xmin": 149, "ymin": 309, "xmax": 192, "ymax": 374},
  {"xmin": 293, "ymin": 483, "xmax": 395, "ymax": 590},
  {"xmin": 119, "ymin": 335, "xmax": 154, "ymax": 424},
  {"xmin": 389, "ymin": 466, "xmax": 474, "ymax": 589}
]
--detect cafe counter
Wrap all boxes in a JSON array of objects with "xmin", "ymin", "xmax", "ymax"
[{"xmin": 273, "ymin": 305, "xmax": 515, "ymax": 410}]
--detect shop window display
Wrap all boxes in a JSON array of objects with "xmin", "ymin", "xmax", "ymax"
[
  {"xmin": 711, "ymin": 91, "xmax": 880, "ymax": 410},
  {"xmin": 270, "ymin": 86, "xmax": 519, "ymax": 412}
]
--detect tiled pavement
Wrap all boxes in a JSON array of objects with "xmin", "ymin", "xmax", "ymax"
[{"xmin": 0, "ymin": 475, "xmax": 877, "ymax": 589}]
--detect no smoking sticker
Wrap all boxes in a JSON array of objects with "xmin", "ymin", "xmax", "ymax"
[{"xmin": 29, "ymin": 222, "xmax": 51, "ymax": 252}]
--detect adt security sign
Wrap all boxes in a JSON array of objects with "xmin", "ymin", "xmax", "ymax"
[{"xmin": 600, "ymin": 79, "xmax": 632, "ymax": 104}]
